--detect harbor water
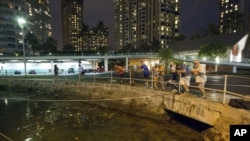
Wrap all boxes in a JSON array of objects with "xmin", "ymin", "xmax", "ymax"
[{"xmin": 0, "ymin": 91, "xmax": 207, "ymax": 141}]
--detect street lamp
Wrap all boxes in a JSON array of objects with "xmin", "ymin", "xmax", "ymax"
[{"xmin": 17, "ymin": 17, "xmax": 26, "ymax": 77}]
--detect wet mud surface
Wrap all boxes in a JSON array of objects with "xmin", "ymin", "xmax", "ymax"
[{"xmin": 0, "ymin": 85, "xmax": 204, "ymax": 141}]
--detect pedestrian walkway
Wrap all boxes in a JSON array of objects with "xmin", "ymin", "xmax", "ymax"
[
  {"xmin": 1, "ymin": 72, "xmax": 249, "ymax": 107},
  {"xmin": 139, "ymin": 80, "xmax": 245, "ymax": 106},
  {"xmin": 181, "ymin": 89, "xmax": 239, "ymax": 104}
]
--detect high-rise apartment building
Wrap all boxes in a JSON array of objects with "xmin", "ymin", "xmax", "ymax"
[
  {"xmin": 86, "ymin": 29, "xmax": 109, "ymax": 52},
  {"xmin": 114, "ymin": 0, "xmax": 180, "ymax": 50},
  {"xmin": 0, "ymin": 0, "xmax": 26, "ymax": 54},
  {"xmin": 27, "ymin": 0, "xmax": 52, "ymax": 42},
  {"xmin": 220, "ymin": 0, "xmax": 250, "ymax": 33},
  {"xmin": 61, "ymin": 0, "xmax": 84, "ymax": 51},
  {"xmin": 0, "ymin": 0, "xmax": 52, "ymax": 54}
]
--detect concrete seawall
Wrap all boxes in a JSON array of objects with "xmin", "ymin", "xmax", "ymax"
[{"xmin": 1, "ymin": 79, "xmax": 250, "ymax": 141}]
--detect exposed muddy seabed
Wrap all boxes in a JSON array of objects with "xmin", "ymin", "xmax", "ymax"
[{"xmin": 0, "ymin": 90, "xmax": 204, "ymax": 141}]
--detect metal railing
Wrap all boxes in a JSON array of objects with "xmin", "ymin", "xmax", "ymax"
[
  {"xmin": 1, "ymin": 70, "xmax": 250, "ymax": 105},
  {"xmin": 0, "ymin": 52, "xmax": 158, "ymax": 58}
]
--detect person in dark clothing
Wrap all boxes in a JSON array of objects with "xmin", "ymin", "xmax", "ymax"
[
  {"xmin": 140, "ymin": 61, "xmax": 150, "ymax": 87},
  {"xmin": 177, "ymin": 64, "xmax": 191, "ymax": 93},
  {"xmin": 54, "ymin": 64, "xmax": 59, "ymax": 81}
]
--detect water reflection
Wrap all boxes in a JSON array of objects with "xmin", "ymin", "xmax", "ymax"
[
  {"xmin": 0, "ymin": 92, "xmax": 204, "ymax": 141},
  {"xmin": 4, "ymin": 98, "xmax": 7, "ymax": 106}
]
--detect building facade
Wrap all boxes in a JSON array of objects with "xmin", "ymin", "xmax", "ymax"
[
  {"xmin": 27, "ymin": 0, "xmax": 52, "ymax": 43},
  {"xmin": 61, "ymin": 0, "xmax": 84, "ymax": 51},
  {"xmin": 0, "ymin": 0, "xmax": 28, "ymax": 54},
  {"xmin": 0, "ymin": 0, "xmax": 52, "ymax": 55},
  {"xmin": 219, "ymin": 0, "xmax": 250, "ymax": 33},
  {"xmin": 86, "ymin": 29, "xmax": 108, "ymax": 52},
  {"xmin": 114, "ymin": 0, "xmax": 180, "ymax": 51}
]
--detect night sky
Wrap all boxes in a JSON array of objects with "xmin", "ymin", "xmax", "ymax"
[{"xmin": 50, "ymin": 0, "xmax": 220, "ymax": 49}]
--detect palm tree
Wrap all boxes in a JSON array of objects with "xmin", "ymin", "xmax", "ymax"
[
  {"xmin": 93, "ymin": 21, "xmax": 109, "ymax": 52},
  {"xmin": 79, "ymin": 21, "xmax": 109, "ymax": 53},
  {"xmin": 98, "ymin": 46, "xmax": 109, "ymax": 55},
  {"xmin": 93, "ymin": 21, "xmax": 109, "ymax": 37},
  {"xmin": 63, "ymin": 43, "xmax": 75, "ymax": 53},
  {"xmin": 79, "ymin": 23, "xmax": 91, "ymax": 52},
  {"xmin": 202, "ymin": 24, "xmax": 220, "ymax": 37},
  {"xmin": 25, "ymin": 32, "xmax": 40, "ymax": 55},
  {"xmin": 118, "ymin": 43, "xmax": 136, "ymax": 53},
  {"xmin": 42, "ymin": 37, "xmax": 58, "ymax": 53}
]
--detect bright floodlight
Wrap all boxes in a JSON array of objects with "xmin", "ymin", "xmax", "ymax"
[
  {"xmin": 17, "ymin": 18, "xmax": 26, "ymax": 28},
  {"xmin": 17, "ymin": 17, "xmax": 27, "ymax": 77}
]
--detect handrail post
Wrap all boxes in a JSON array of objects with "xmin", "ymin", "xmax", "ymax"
[
  {"xmin": 151, "ymin": 70, "xmax": 153, "ymax": 89},
  {"xmin": 94, "ymin": 74, "xmax": 95, "ymax": 83},
  {"xmin": 78, "ymin": 71, "xmax": 80, "ymax": 82},
  {"xmin": 129, "ymin": 69, "xmax": 131, "ymax": 86},
  {"xmin": 111, "ymin": 71, "xmax": 113, "ymax": 84},
  {"xmin": 65, "ymin": 71, "xmax": 68, "ymax": 81},
  {"xmin": 178, "ymin": 72, "xmax": 181, "ymax": 94},
  {"xmin": 223, "ymin": 75, "xmax": 228, "ymax": 104}
]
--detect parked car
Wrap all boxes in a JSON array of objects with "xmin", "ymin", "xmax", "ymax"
[
  {"xmin": 68, "ymin": 68, "xmax": 75, "ymax": 73},
  {"xmin": 84, "ymin": 68, "xmax": 97, "ymax": 73},
  {"xmin": 29, "ymin": 70, "xmax": 36, "ymax": 74},
  {"xmin": 96, "ymin": 67, "xmax": 104, "ymax": 72},
  {"xmin": 14, "ymin": 70, "xmax": 21, "ymax": 75}
]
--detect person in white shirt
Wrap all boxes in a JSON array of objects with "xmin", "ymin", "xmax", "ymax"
[
  {"xmin": 191, "ymin": 60, "xmax": 207, "ymax": 98},
  {"xmin": 177, "ymin": 64, "xmax": 191, "ymax": 93},
  {"xmin": 79, "ymin": 65, "xmax": 84, "ymax": 80},
  {"xmin": 169, "ymin": 61, "xmax": 177, "ymax": 81}
]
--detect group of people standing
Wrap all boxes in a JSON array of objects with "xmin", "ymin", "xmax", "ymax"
[
  {"xmin": 141, "ymin": 60, "xmax": 207, "ymax": 98},
  {"xmin": 170, "ymin": 60, "xmax": 207, "ymax": 98},
  {"xmin": 114, "ymin": 59, "xmax": 207, "ymax": 98}
]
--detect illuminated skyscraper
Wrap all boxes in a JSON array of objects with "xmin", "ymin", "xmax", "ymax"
[
  {"xmin": 114, "ymin": 0, "xmax": 180, "ymax": 50},
  {"xmin": 27, "ymin": 0, "xmax": 52, "ymax": 42},
  {"xmin": 220, "ymin": 0, "xmax": 250, "ymax": 33},
  {"xmin": 61, "ymin": 0, "xmax": 84, "ymax": 51},
  {"xmin": 0, "ymin": 0, "xmax": 51, "ymax": 54}
]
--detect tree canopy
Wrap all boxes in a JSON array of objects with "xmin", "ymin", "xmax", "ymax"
[
  {"xmin": 118, "ymin": 38, "xmax": 161, "ymax": 53},
  {"xmin": 202, "ymin": 24, "xmax": 220, "ymax": 36},
  {"xmin": 25, "ymin": 32, "xmax": 40, "ymax": 55},
  {"xmin": 62, "ymin": 43, "xmax": 75, "ymax": 52},
  {"xmin": 43, "ymin": 37, "xmax": 58, "ymax": 53},
  {"xmin": 158, "ymin": 47, "xmax": 174, "ymax": 68},
  {"xmin": 198, "ymin": 41, "xmax": 227, "ymax": 60}
]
